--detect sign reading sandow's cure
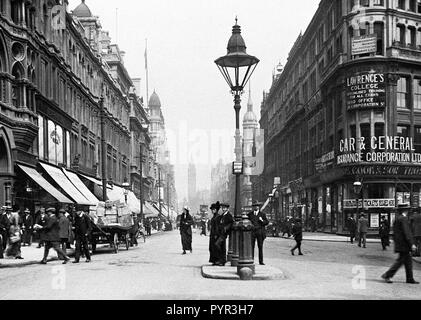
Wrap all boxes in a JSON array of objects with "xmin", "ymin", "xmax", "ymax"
[
  {"xmin": 337, "ymin": 136, "xmax": 421, "ymax": 165},
  {"xmin": 346, "ymin": 73, "xmax": 386, "ymax": 110}
]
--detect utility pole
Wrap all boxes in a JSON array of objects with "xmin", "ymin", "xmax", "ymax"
[
  {"xmin": 99, "ymin": 95, "xmax": 107, "ymax": 201},
  {"xmin": 139, "ymin": 143, "xmax": 144, "ymax": 224},
  {"xmin": 167, "ymin": 172, "xmax": 170, "ymax": 220},
  {"xmin": 158, "ymin": 165, "xmax": 162, "ymax": 216}
]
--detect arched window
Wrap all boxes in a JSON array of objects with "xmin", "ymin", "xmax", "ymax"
[{"xmin": 11, "ymin": 63, "xmax": 24, "ymax": 107}]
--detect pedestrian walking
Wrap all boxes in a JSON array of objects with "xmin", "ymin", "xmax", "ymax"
[
  {"xmin": 38, "ymin": 208, "xmax": 70, "ymax": 265},
  {"xmin": 0, "ymin": 205, "xmax": 11, "ymax": 259},
  {"xmin": 347, "ymin": 216, "xmax": 357, "ymax": 244},
  {"xmin": 34, "ymin": 208, "xmax": 48, "ymax": 248},
  {"xmin": 22, "ymin": 208, "xmax": 33, "ymax": 246},
  {"xmin": 410, "ymin": 209, "xmax": 421, "ymax": 257},
  {"xmin": 5, "ymin": 209, "xmax": 23, "ymax": 259},
  {"xmin": 248, "ymin": 201, "xmax": 269, "ymax": 265},
  {"xmin": 291, "ymin": 218, "xmax": 304, "ymax": 256},
  {"xmin": 382, "ymin": 205, "xmax": 419, "ymax": 284},
  {"xmin": 379, "ymin": 216, "xmax": 391, "ymax": 251},
  {"xmin": 145, "ymin": 218, "xmax": 152, "ymax": 236},
  {"xmin": 215, "ymin": 203, "xmax": 233, "ymax": 266},
  {"xmin": 357, "ymin": 213, "xmax": 369, "ymax": 248},
  {"xmin": 58, "ymin": 209, "xmax": 71, "ymax": 257},
  {"xmin": 208, "ymin": 202, "xmax": 222, "ymax": 265},
  {"xmin": 179, "ymin": 207, "xmax": 193, "ymax": 254},
  {"xmin": 73, "ymin": 211, "xmax": 92, "ymax": 263},
  {"xmin": 200, "ymin": 217, "xmax": 207, "ymax": 236}
]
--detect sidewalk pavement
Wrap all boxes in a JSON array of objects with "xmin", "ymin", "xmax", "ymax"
[
  {"xmin": 0, "ymin": 230, "xmax": 166, "ymax": 269},
  {"xmin": 0, "ymin": 245, "xmax": 76, "ymax": 268}
]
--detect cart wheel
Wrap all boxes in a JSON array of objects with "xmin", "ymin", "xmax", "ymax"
[
  {"xmin": 113, "ymin": 233, "xmax": 119, "ymax": 253},
  {"xmin": 125, "ymin": 232, "xmax": 130, "ymax": 250}
]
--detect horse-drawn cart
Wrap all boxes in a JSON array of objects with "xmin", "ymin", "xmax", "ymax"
[{"xmin": 89, "ymin": 201, "xmax": 134, "ymax": 254}]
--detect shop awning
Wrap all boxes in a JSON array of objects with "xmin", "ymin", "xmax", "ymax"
[
  {"xmin": 62, "ymin": 169, "xmax": 99, "ymax": 206},
  {"xmin": 40, "ymin": 163, "xmax": 92, "ymax": 206},
  {"xmin": 144, "ymin": 201, "xmax": 160, "ymax": 218},
  {"xmin": 18, "ymin": 164, "xmax": 73, "ymax": 204},
  {"xmin": 80, "ymin": 174, "xmax": 112, "ymax": 189}
]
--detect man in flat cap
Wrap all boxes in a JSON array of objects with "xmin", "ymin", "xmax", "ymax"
[
  {"xmin": 248, "ymin": 201, "xmax": 269, "ymax": 265},
  {"xmin": 216, "ymin": 203, "xmax": 233, "ymax": 266}
]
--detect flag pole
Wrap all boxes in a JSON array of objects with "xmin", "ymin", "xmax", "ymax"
[{"xmin": 145, "ymin": 38, "xmax": 149, "ymax": 110}]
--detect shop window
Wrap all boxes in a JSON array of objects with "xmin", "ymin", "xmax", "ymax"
[
  {"xmin": 396, "ymin": 184, "xmax": 411, "ymax": 205},
  {"xmin": 367, "ymin": 184, "xmax": 385, "ymax": 198},
  {"xmin": 397, "ymin": 77, "xmax": 409, "ymax": 109},
  {"xmin": 415, "ymin": 127, "xmax": 421, "ymax": 153}
]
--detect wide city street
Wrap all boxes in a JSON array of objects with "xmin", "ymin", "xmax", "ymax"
[{"xmin": 1, "ymin": 229, "xmax": 420, "ymax": 300}]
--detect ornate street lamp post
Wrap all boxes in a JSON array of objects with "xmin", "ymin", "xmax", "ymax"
[
  {"xmin": 353, "ymin": 180, "xmax": 363, "ymax": 219},
  {"xmin": 123, "ymin": 180, "xmax": 130, "ymax": 205},
  {"xmin": 215, "ymin": 18, "xmax": 259, "ymax": 277}
]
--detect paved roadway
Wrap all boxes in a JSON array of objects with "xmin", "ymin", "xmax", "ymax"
[{"xmin": 0, "ymin": 229, "xmax": 420, "ymax": 300}]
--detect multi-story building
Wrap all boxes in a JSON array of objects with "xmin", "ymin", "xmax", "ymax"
[
  {"xmin": 0, "ymin": 0, "xmax": 167, "ymax": 212},
  {"xmin": 260, "ymin": 0, "xmax": 421, "ymax": 234}
]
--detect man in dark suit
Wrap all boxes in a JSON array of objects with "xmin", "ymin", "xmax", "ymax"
[
  {"xmin": 39, "ymin": 208, "xmax": 70, "ymax": 264},
  {"xmin": 73, "ymin": 211, "xmax": 92, "ymax": 263},
  {"xmin": 22, "ymin": 209, "xmax": 34, "ymax": 247},
  {"xmin": 248, "ymin": 201, "xmax": 269, "ymax": 265},
  {"xmin": 382, "ymin": 205, "xmax": 419, "ymax": 284},
  {"xmin": 347, "ymin": 216, "xmax": 357, "ymax": 244},
  {"xmin": 357, "ymin": 213, "xmax": 369, "ymax": 248},
  {"xmin": 0, "ymin": 206, "xmax": 11, "ymax": 259},
  {"xmin": 216, "ymin": 203, "xmax": 233, "ymax": 266}
]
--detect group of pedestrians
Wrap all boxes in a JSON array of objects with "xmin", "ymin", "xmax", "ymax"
[{"xmin": 0, "ymin": 205, "xmax": 92, "ymax": 264}]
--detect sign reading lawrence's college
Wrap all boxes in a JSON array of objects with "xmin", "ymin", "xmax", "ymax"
[{"xmin": 346, "ymin": 72, "xmax": 386, "ymax": 110}]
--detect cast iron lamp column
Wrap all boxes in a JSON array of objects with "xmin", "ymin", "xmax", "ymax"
[
  {"xmin": 215, "ymin": 18, "xmax": 259, "ymax": 277},
  {"xmin": 353, "ymin": 180, "xmax": 363, "ymax": 219}
]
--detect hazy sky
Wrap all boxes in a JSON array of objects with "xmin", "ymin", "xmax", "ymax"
[{"xmin": 69, "ymin": 0, "xmax": 320, "ymax": 203}]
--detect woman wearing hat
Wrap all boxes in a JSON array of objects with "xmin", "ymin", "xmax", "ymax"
[
  {"xmin": 179, "ymin": 207, "xmax": 194, "ymax": 254},
  {"xmin": 209, "ymin": 202, "xmax": 222, "ymax": 265}
]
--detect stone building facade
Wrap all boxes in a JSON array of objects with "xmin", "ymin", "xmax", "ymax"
[
  {"xmin": 0, "ymin": 1, "xmax": 169, "ymax": 211},
  {"xmin": 260, "ymin": 0, "xmax": 421, "ymax": 234}
]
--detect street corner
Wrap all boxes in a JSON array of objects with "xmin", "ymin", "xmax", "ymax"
[{"xmin": 201, "ymin": 264, "xmax": 287, "ymax": 281}]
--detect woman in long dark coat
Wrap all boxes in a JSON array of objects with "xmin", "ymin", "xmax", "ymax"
[
  {"xmin": 209, "ymin": 202, "xmax": 221, "ymax": 265},
  {"xmin": 179, "ymin": 207, "xmax": 193, "ymax": 254}
]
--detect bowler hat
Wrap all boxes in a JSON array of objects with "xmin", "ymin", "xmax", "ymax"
[
  {"xmin": 46, "ymin": 207, "xmax": 56, "ymax": 213},
  {"xmin": 252, "ymin": 201, "xmax": 262, "ymax": 207}
]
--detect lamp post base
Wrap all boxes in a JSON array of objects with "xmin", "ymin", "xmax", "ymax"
[
  {"xmin": 237, "ymin": 215, "xmax": 255, "ymax": 276},
  {"xmin": 230, "ymin": 223, "xmax": 240, "ymax": 267}
]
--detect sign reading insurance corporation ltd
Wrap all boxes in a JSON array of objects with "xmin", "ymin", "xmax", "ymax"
[{"xmin": 346, "ymin": 72, "xmax": 386, "ymax": 110}]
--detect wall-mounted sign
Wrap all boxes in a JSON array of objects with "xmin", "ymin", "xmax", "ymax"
[
  {"xmin": 337, "ymin": 136, "xmax": 420, "ymax": 165},
  {"xmin": 346, "ymin": 72, "xmax": 386, "ymax": 110},
  {"xmin": 344, "ymin": 165, "xmax": 421, "ymax": 177},
  {"xmin": 343, "ymin": 199, "xmax": 395, "ymax": 209},
  {"xmin": 352, "ymin": 34, "xmax": 377, "ymax": 56},
  {"xmin": 315, "ymin": 151, "xmax": 335, "ymax": 172}
]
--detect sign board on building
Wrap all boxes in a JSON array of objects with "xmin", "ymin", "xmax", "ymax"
[
  {"xmin": 345, "ymin": 72, "xmax": 386, "ymax": 111},
  {"xmin": 343, "ymin": 199, "xmax": 395, "ymax": 209},
  {"xmin": 315, "ymin": 151, "xmax": 335, "ymax": 172},
  {"xmin": 345, "ymin": 165, "xmax": 421, "ymax": 176},
  {"xmin": 352, "ymin": 34, "xmax": 378, "ymax": 56},
  {"xmin": 337, "ymin": 136, "xmax": 421, "ymax": 165}
]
